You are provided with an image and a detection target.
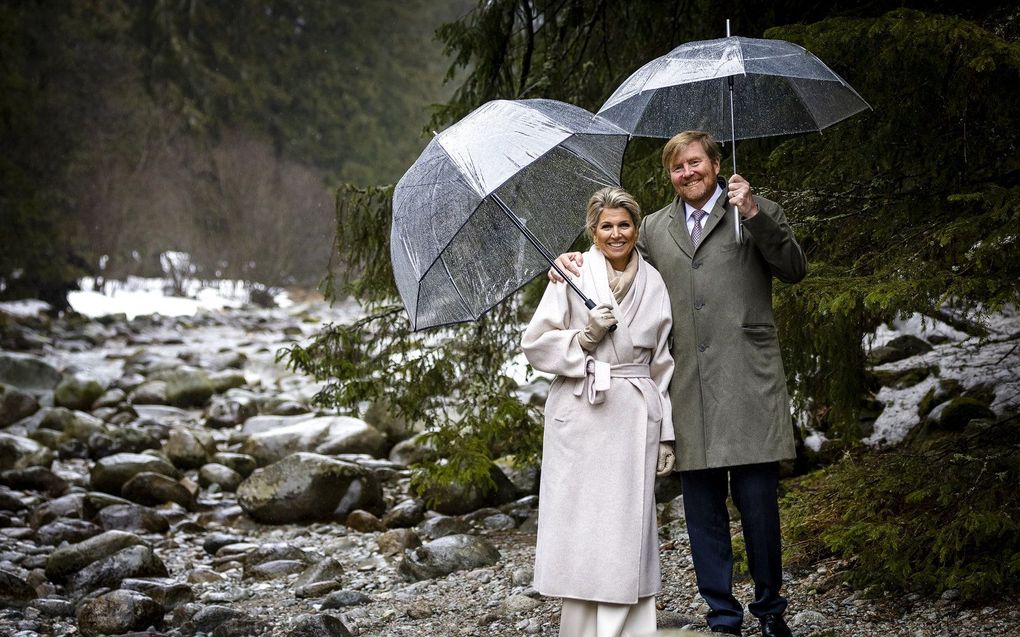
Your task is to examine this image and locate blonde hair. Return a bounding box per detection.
[661,130,722,170]
[585,187,641,243]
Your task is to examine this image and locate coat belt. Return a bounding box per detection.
[575,357,651,406]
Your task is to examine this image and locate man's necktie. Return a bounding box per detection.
[691,209,707,248]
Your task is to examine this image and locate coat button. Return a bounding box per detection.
[698,344,707,352]
[695,302,705,310]
[692,261,702,269]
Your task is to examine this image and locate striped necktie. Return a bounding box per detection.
[690,209,707,248]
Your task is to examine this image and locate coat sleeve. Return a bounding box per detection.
[743,198,807,284]
[649,285,675,443]
[521,280,588,379]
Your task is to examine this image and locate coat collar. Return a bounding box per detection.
[666,177,729,257]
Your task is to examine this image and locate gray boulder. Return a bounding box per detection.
[398,534,500,581]
[377,528,422,556]
[0,433,54,471]
[54,374,105,411]
[121,471,195,510]
[129,380,169,405]
[151,367,214,408]
[162,426,214,469]
[289,614,353,637]
[35,518,103,546]
[45,529,144,580]
[382,499,426,528]
[69,544,168,593]
[0,352,61,393]
[0,567,37,607]
[199,463,243,491]
[417,515,471,540]
[120,576,195,610]
[417,463,519,515]
[211,452,258,477]
[240,416,386,465]
[205,394,258,428]
[240,413,316,435]
[237,452,365,523]
[0,383,39,426]
[76,589,164,636]
[97,503,171,533]
[388,432,438,467]
[90,452,177,494]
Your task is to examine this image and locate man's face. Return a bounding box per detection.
[668,142,720,208]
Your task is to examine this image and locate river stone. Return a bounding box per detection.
[35,518,102,546]
[82,490,133,518]
[30,492,85,527]
[30,597,76,617]
[333,471,385,519]
[150,367,214,408]
[934,396,997,431]
[289,614,353,637]
[240,413,316,435]
[213,618,272,637]
[199,463,243,491]
[132,404,193,424]
[206,395,258,428]
[162,427,213,469]
[94,387,127,409]
[417,515,471,540]
[211,452,257,477]
[69,544,168,593]
[0,486,28,511]
[130,380,169,405]
[345,509,385,533]
[76,589,164,636]
[417,463,519,515]
[29,406,76,432]
[321,590,372,609]
[0,567,37,606]
[240,416,386,465]
[501,593,540,615]
[97,503,171,533]
[382,498,426,529]
[0,433,54,471]
[90,452,177,494]
[61,410,107,442]
[868,334,934,365]
[228,541,310,567]
[398,533,500,581]
[186,604,248,633]
[45,529,144,580]
[202,532,246,555]
[122,472,195,510]
[54,374,105,411]
[0,383,39,426]
[236,452,364,523]
[1,466,68,495]
[293,557,344,590]
[245,559,307,580]
[0,353,61,393]
[387,432,438,467]
[377,528,422,556]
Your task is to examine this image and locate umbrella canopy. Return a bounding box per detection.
[598,35,870,141]
[391,99,628,331]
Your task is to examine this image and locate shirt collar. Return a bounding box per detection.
[684,184,724,222]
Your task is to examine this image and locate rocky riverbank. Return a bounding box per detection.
[0,298,1017,637]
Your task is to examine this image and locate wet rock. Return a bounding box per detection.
[151,367,214,408]
[240,416,386,465]
[377,528,422,556]
[90,453,177,494]
[417,463,519,515]
[417,515,471,540]
[199,463,243,491]
[29,597,75,617]
[334,471,385,519]
[210,452,257,478]
[0,353,61,394]
[122,472,195,510]
[240,413,316,435]
[321,589,372,609]
[289,613,353,637]
[76,589,163,636]
[382,498,426,529]
[0,567,36,606]
[501,593,540,615]
[481,513,517,530]
[209,370,247,394]
[68,544,168,593]
[162,427,213,470]
[264,398,309,416]
[93,388,127,409]
[868,334,934,365]
[53,374,104,411]
[45,530,144,580]
[346,509,384,533]
[129,381,169,405]
[82,491,133,519]
[186,604,248,633]
[35,518,102,546]
[96,503,171,533]
[0,384,39,427]
[205,395,258,428]
[388,432,437,467]
[132,404,193,425]
[213,618,272,637]
[30,492,84,527]
[398,534,500,581]
[202,532,246,555]
[294,579,344,599]
[0,433,54,471]
[236,452,364,524]
[245,559,307,580]
[934,396,996,431]
[0,466,68,496]
[363,399,417,446]
[0,486,28,511]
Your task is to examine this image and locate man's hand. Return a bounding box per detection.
[728,174,759,219]
[656,442,675,477]
[548,252,584,283]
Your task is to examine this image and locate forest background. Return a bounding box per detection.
[2,0,1019,602]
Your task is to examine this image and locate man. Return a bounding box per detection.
[551,131,806,637]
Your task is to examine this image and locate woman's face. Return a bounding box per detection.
[595,207,637,270]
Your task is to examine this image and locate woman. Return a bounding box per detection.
[522,187,675,637]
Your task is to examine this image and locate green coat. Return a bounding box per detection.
[637,185,806,471]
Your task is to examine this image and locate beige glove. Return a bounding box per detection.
[656,443,675,477]
[577,303,617,351]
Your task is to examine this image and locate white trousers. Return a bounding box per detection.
[558,596,657,637]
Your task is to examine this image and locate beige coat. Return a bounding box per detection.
[522,246,674,604]
[637,186,806,471]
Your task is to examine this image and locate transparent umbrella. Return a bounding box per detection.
[598,30,870,240]
[391,99,628,331]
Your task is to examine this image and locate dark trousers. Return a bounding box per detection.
[680,462,787,631]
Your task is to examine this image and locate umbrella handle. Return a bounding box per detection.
[584,297,617,333]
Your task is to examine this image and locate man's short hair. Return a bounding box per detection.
[661,131,722,170]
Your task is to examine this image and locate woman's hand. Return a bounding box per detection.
[656,442,675,476]
[578,303,617,351]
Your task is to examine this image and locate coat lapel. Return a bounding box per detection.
[698,177,729,246]
[664,197,695,259]
[584,247,636,363]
